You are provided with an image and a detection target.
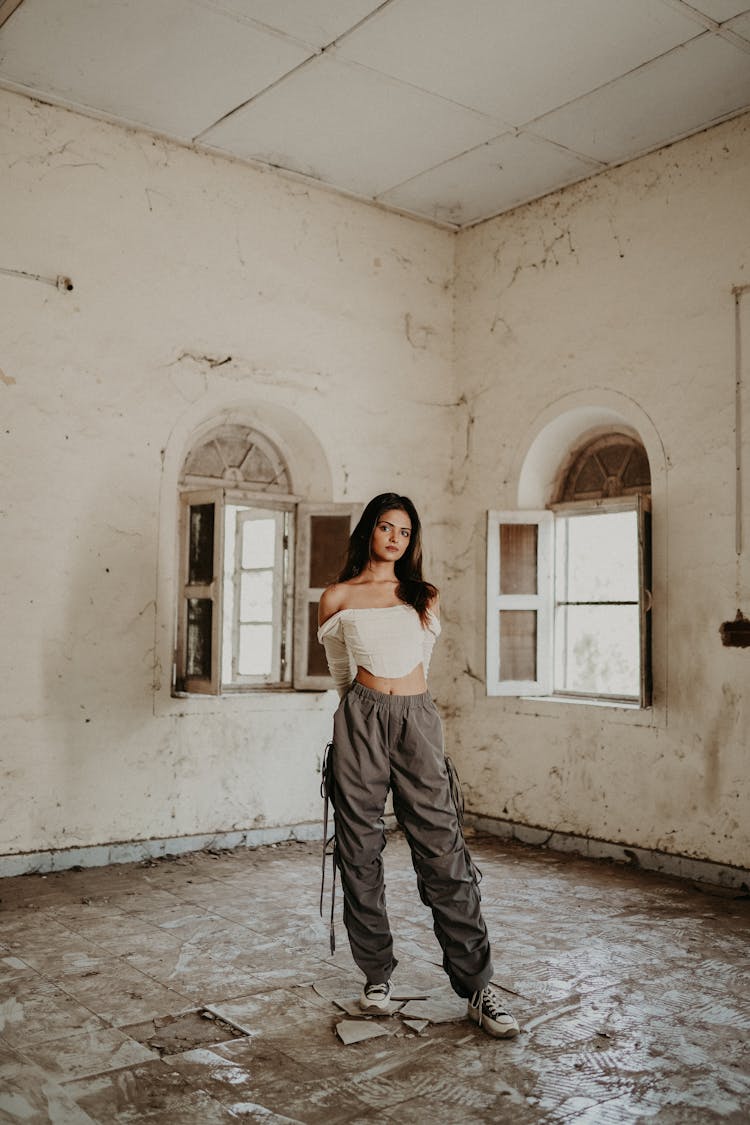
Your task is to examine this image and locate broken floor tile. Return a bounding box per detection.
[0,1068,100,1125]
[65,1059,238,1123]
[221,1104,304,1124]
[20,1027,157,1083]
[0,978,107,1047]
[206,988,320,1038]
[336,1020,391,1045]
[310,975,362,1002]
[44,962,192,1028]
[399,991,467,1024]
[123,943,256,1001]
[333,997,403,1017]
[402,1018,429,1034]
[123,1009,244,1055]
[166,1042,316,1121]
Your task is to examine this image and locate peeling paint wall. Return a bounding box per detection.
[450,112,750,869]
[0,90,455,858]
[2,86,748,873]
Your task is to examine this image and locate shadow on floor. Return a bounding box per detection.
[1,832,749,1123]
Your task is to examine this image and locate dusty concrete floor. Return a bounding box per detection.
[0,832,748,1124]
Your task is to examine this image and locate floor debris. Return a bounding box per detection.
[399,992,467,1023]
[335,1019,390,1045]
[1,832,748,1122]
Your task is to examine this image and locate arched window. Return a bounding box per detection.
[175,423,356,695]
[554,431,651,502]
[487,430,652,706]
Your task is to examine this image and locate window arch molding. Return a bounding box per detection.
[163,395,333,504]
[514,390,666,510]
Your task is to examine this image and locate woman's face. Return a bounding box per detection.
[370,508,412,565]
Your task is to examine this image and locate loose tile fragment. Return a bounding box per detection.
[336,1019,390,1044]
[399,994,467,1023]
[330,998,367,1017]
[402,1018,429,1033]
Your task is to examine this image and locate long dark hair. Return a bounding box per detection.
[337,493,438,624]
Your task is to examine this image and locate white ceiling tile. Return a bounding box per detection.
[196,0,384,47]
[379,132,603,227]
[0,0,311,140]
[682,1,750,21]
[0,0,746,227]
[336,0,705,125]
[726,10,750,38]
[528,33,750,165]
[200,54,504,198]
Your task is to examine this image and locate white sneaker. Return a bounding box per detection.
[360,979,392,1013]
[467,985,520,1038]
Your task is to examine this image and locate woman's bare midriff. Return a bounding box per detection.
[355,663,426,696]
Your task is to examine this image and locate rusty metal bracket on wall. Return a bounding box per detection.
[0,266,73,291]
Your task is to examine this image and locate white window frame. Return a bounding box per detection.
[486,510,553,697]
[223,500,294,689]
[175,489,358,696]
[487,498,652,706]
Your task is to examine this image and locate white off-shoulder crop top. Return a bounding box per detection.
[317,604,441,697]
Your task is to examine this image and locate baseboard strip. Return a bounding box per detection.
[466,814,750,891]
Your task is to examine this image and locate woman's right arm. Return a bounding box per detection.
[317,584,354,697]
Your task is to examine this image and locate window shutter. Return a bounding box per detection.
[486,511,553,696]
[176,489,224,695]
[293,503,360,690]
[638,495,653,708]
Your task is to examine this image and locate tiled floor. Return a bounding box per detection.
[1,832,748,1124]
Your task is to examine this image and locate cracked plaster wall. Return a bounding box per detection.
[449,112,750,871]
[0,90,455,859]
[1,85,748,874]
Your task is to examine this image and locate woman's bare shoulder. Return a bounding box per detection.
[427,591,441,619]
[318,582,349,625]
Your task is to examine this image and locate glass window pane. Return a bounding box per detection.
[555,604,639,696]
[184,441,224,478]
[240,570,274,622]
[188,504,214,584]
[499,525,537,595]
[308,601,330,677]
[310,515,351,589]
[238,624,273,676]
[556,512,638,603]
[242,517,276,569]
[186,598,212,678]
[499,610,536,681]
[239,443,280,487]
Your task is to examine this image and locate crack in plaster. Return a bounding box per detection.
[499,222,579,288]
[404,312,436,350]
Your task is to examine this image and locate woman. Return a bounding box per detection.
[317,493,519,1039]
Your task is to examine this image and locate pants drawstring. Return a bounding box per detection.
[320,741,337,954]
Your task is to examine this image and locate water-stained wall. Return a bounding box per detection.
[0,90,455,862]
[449,112,750,871]
[2,85,748,876]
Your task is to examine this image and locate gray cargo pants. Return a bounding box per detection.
[328,681,493,999]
